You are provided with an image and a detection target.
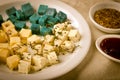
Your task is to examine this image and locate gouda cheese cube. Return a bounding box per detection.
[6,55,20,70]
[0,48,10,63]
[10,37,21,46]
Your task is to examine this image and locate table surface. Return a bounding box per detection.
[53,0,120,80]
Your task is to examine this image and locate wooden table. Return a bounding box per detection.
[54,0,120,80]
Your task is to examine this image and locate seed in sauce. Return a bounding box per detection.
[100,38,120,59]
[94,8,120,29]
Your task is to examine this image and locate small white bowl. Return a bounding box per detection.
[96,35,120,63]
[89,1,120,33]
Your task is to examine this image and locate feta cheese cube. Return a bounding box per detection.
[34,44,42,54]
[43,44,54,54]
[43,35,55,44]
[68,29,81,42]
[47,51,59,65]
[0,48,10,63]
[32,55,48,69]
[22,52,32,62]
[18,60,31,74]
[6,55,20,70]
[61,40,75,52]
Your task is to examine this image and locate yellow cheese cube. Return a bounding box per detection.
[19,29,32,44]
[0,43,9,49]
[19,29,32,38]
[6,28,18,37]
[27,35,41,45]
[10,37,21,46]
[2,20,15,32]
[0,30,8,43]
[0,48,10,63]
[18,60,31,74]
[6,55,20,70]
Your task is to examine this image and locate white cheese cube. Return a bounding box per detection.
[47,51,59,65]
[27,35,41,45]
[43,44,54,54]
[61,40,75,52]
[43,35,55,44]
[68,29,81,42]
[54,39,63,47]
[22,52,32,62]
[55,30,69,41]
[18,60,31,74]
[32,55,48,69]
[34,45,42,54]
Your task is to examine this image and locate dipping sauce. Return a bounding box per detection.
[100,38,120,59]
[94,8,120,29]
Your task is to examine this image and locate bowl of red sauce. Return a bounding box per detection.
[96,35,120,63]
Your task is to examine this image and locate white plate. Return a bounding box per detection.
[0,0,91,80]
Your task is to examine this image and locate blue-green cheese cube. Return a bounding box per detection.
[14,21,26,30]
[55,11,67,23]
[40,26,52,36]
[0,15,4,25]
[22,3,34,19]
[31,23,40,34]
[38,15,48,26]
[38,5,48,15]
[29,13,40,23]
[47,17,58,26]
[6,7,17,16]
[8,15,18,23]
[45,8,57,17]
[16,10,25,20]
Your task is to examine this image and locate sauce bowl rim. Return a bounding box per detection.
[95,35,120,63]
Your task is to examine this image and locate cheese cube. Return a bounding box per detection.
[0,43,9,48]
[61,40,75,52]
[0,30,8,43]
[54,39,63,47]
[56,30,69,41]
[6,28,18,37]
[2,20,15,32]
[10,37,21,46]
[34,44,42,54]
[68,29,81,42]
[16,45,27,54]
[31,65,41,71]
[43,35,55,44]
[22,52,32,62]
[32,55,48,69]
[19,28,32,40]
[43,44,54,54]
[27,35,41,45]
[0,48,10,63]
[47,51,59,65]
[6,55,20,70]
[18,60,31,74]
